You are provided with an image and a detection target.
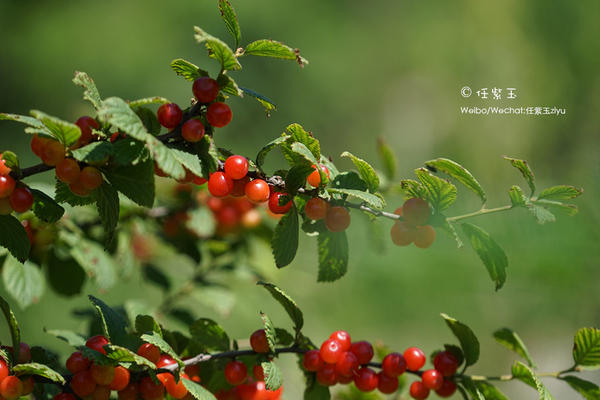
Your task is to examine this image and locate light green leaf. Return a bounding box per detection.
[257,281,304,333]
[533,199,578,216]
[512,361,554,399]
[260,312,277,353]
[282,124,320,162]
[186,207,215,238]
[504,156,535,195]
[170,148,204,177]
[261,361,283,390]
[218,0,241,48]
[69,237,117,290]
[271,205,299,268]
[44,329,86,347]
[327,188,384,209]
[170,59,207,81]
[240,87,277,116]
[128,97,171,108]
[425,158,486,204]
[193,26,241,71]
[317,230,348,282]
[573,328,600,368]
[30,110,81,146]
[73,71,102,109]
[493,328,536,367]
[537,185,583,201]
[341,151,379,193]
[440,313,480,367]
[0,294,21,358]
[217,73,243,97]
[0,113,48,132]
[244,39,308,66]
[31,189,64,223]
[2,257,45,309]
[183,378,217,400]
[12,363,65,384]
[399,179,427,199]
[1,151,19,174]
[527,204,556,224]
[105,345,157,368]
[461,223,508,291]
[560,376,600,400]
[415,168,457,211]
[509,185,527,207]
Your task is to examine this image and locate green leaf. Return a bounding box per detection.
[148,137,186,180]
[271,205,299,268]
[399,179,427,199]
[95,182,120,243]
[332,171,368,192]
[341,151,380,193]
[285,164,314,194]
[189,318,230,352]
[44,329,86,347]
[1,151,19,174]
[55,180,95,206]
[415,168,457,211]
[12,362,65,384]
[304,373,331,399]
[0,113,48,132]
[240,87,277,116]
[256,136,289,170]
[170,59,207,81]
[260,312,277,353]
[30,110,81,146]
[69,237,116,290]
[511,361,554,399]
[425,158,486,204]
[105,345,157,368]
[88,295,128,343]
[282,124,320,162]
[493,328,536,367]
[135,315,162,336]
[327,188,384,209]
[2,257,44,309]
[473,381,509,400]
[244,39,308,66]
[141,332,184,367]
[193,26,241,71]
[182,377,217,400]
[257,282,304,333]
[274,328,295,346]
[317,230,349,282]
[218,0,241,48]
[0,215,31,262]
[534,199,578,216]
[0,294,21,360]
[72,141,113,164]
[440,313,480,367]
[79,347,113,365]
[508,185,527,207]
[127,97,170,108]
[170,148,204,177]
[30,189,64,223]
[527,204,556,224]
[461,223,508,291]
[73,71,102,109]
[112,138,146,166]
[377,137,397,180]
[537,185,583,201]
[217,74,243,97]
[560,376,600,400]
[573,328,600,368]
[105,158,155,207]
[186,207,216,238]
[261,361,282,390]
[504,156,535,195]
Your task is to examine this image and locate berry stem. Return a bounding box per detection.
[446,205,513,222]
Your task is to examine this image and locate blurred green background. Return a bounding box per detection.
[1,0,599,398]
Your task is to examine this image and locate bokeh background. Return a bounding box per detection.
[1,0,599,398]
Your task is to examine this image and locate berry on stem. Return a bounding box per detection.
[9,187,34,213]
[307,164,329,187]
[208,172,234,197]
[0,376,23,400]
[409,381,430,399]
[435,380,457,397]
[377,372,399,394]
[330,330,351,351]
[422,369,443,390]
[382,352,407,377]
[334,351,359,376]
[66,351,91,374]
[157,103,183,129]
[250,329,270,353]
[268,192,292,214]
[414,225,436,248]
[90,364,115,386]
[109,366,130,391]
[316,364,337,386]
[181,119,206,142]
[304,197,328,220]
[433,351,459,377]
[139,376,164,400]
[71,370,97,398]
[56,158,81,184]
[224,155,249,180]
[224,360,247,385]
[320,339,343,364]
[192,77,220,103]
[231,176,250,197]
[41,140,65,166]
[302,349,323,372]
[353,367,379,392]
[86,335,109,354]
[0,359,9,382]
[69,180,92,197]
[80,166,103,190]
[245,179,270,203]
[137,343,161,364]
[206,102,232,128]
[0,175,16,198]
[31,135,50,158]
[390,221,416,246]
[403,347,426,371]
[350,341,374,365]
[325,206,351,232]
[75,116,100,147]
[403,198,430,225]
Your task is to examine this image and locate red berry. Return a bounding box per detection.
[307,164,329,187]
[0,154,12,175]
[9,187,34,213]
[137,343,161,364]
[118,384,139,400]
[350,341,374,365]
[41,140,65,166]
[433,351,459,377]
[245,179,270,203]
[157,103,183,129]
[422,369,443,390]
[54,394,77,400]
[206,102,232,128]
[325,206,350,232]
[268,192,292,214]
[224,360,247,385]
[304,197,328,220]
[71,370,97,398]
[90,364,116,386]
[403,347,426,371]
[302,350,323,372]
[315,364,337,386]
[66,351,91,374]
[353,367,378,392]
[192,77,220,103]
[435,380,457,397]
[75,116,100,146]
[320,339,343,364]
[158,372,188,399]
[86,335,109,354]
[0,376,23,400]
[217,206,239,227]
[193,176,207,185]
[109,366,130,391]
[139,376,165,400]
[80,166,103,190]
[231,176,251,197]
[208,172,234,197]
[0,175,16,198]
[17,342,31,363]
[56,158,81,184]
[156,354,177,368]
[253,364,265,381]
[181,119,205,142]
[390,221,416,246]
[409,381,430,399]
[403,198,430,226]
[335,351,359,377]
[0,359,9,382]
[250,329,270,353]
[414,225,436,249]
[329,331,351,352]
[31,135,50,158]
[382,352,407,377]
[224,155,249,180]
[377,372,399,394]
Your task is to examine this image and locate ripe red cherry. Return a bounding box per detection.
[54,394,77,400]
[208,172,234,197]
[157,372,188,399]
[315,364,337,386]
[0,154,11,175]
[378,372,399,394]
[382,352,407,377]
[14,342,31,364]
[302,349,323,372]
[108,366,130,391]
[0,359,9,381]
[403,198,430,225]
[250,329,270,353]
[224,155,249,180]
[329,330,351,352]
[193,77,220,103]
[137,343,161,364]
[245,179,270,203]
[422,369,443,390]
[320,339,343,364]
[86,335,110,354]
[353,367,378,392]
[403,347,426,371]
[305,197,328,220]
[334,351,359,376]
[193,175,207,185]
[206,102,232,128]
[390,221,416,246]
[268,192,292,214]
[350,341,374,365]
[435,380,457,397]
[90,364,115,385]
[0,376,23,400]
[414,225,436,249]
[56,158,81,184]
[325,206,351,232]
[9,187,34,213]
[138,376,164,400]
[181,119,205,142]
[75,116,100,146]
[156,354,177,368]
[71,370,97,398]
[307,164,330,187]
[157,103,183,129]
[66,351,91,373]
[433,351,459,377]
[253,364,265,381]
[41,140,65,166]
[0,175,16,198]
[224,360,247,385]
[80,166,103,190]
[409,381,430,399]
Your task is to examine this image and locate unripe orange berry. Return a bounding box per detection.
[307,164,329,187]
[390,221,416,246]
[304,197,328,220]
[55,158,81,184]
[414,225,436,248]
[41,140,65,166]
[325,206,350,232]
[80,167,103,190]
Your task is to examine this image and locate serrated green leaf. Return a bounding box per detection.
[95,182,119,243]
[30,110,81,146]
[0,113,48,132]
[399,179,427,199]
[30,189,64,223]
[80,346,113,365]
[0,294,21,360]
[218,0,241,48]
[0,215,30,262]
[317,230,348,282]
[244,39,308,66]
[261,361,282,390]
[183,377,217,400]
[327,188,384,209]
[377,137,396,180]
[274,328,295,346]
[257,282,304,333]
[473,381,509,400]
[440,313,480,367]
[193,26,241,71]
[512,361,554,399]
[509,185,527,207]
[88,295,128,343]
[128,97,170,108]
[415,168,457,211]
[217,74,243,97]
[493,328,536,367]
[425,158,486,203]
[141,332,184,367]
[72,141,113,164]
[189,318,230,352]
[534,199,578,216]
[260,312,277,353]
[105,345,157,368]
[105,158,155,207]
[148,137,186,179]
[135,315,162,336]
[73,71,102,109]
[560,376,600,400]
[170,59,208,81]
[240,87,277,116]
[282,124,320,162]
[504,156,535,195]
[461,223,508,291]
[332,171,368,192]
[573,328,600,368]
[2,257,44,309]
[537,185,583,201]
[112,138,146,166]
[256,136,289,170]
[528,204,556,224]
[271,205,299,268]
[170,148,204,177]
[44,329,86,347]
[12,362,65,384]
[341,151,379,193]
[285,164,314,194]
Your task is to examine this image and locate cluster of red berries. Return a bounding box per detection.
[205,195,261,234]
[0,154,34,215]
[390,198,436,248]
[301,331,458,399]
[0,343,35,400]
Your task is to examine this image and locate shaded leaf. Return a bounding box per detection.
[30,110,81,146]
[218,0,241,48]
[257,282,304,333]
[493,328,536,367]
[271,205,299,268]
[341,151,379,193]
[0,215,31,262]
[504,156,535,195]
[317,230,348,282]
[31,189,64,223]
[415,168,457,211]
[425,158,486,203]
[440,313,480,367]
[12,363,65,384]
[461,223,508,291]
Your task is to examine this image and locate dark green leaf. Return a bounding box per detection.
[112,138,146,166]
[332,171,368,192]
[218,0,241,48]
[341,151,379,193]
[88,295,128,343]
[504,156,535,195]
[274,328,294,346]
[45,252,85,296]
[30,110,81,146]
[105,158,155,207]
[95,182,120,243]
[72,141,113,164]
[240,87,277,116]
[415,168,457,211]
[194,26,241,71]
[217,74,243,97]
[560,376,600,400]
[30,189,64,223]
[440,313,480,367]
[303,373,331,399]
[271,205,299,268]
[281,124,320,163]
[261,361,282,390]
[461,223,508,291]
[135,315,162,336]
[44,329,85,347]
[0,216,31,262]
[573,328,600,368]
[2,257,44,309]
[317,230,348,282]
[256,136,289,171]
[537,185,583,201]
[493,328,535,367]
[54,180,95,206]
[285,164,314,194]
[425,158,486,204]
[377,137,397,180]
[170,59,207,81]
[12,362,65,384]
[244,39,308,66]
[257,282,304,333]
[73,71,102,109]
[135,107,162,135]
[189,318,230,352]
